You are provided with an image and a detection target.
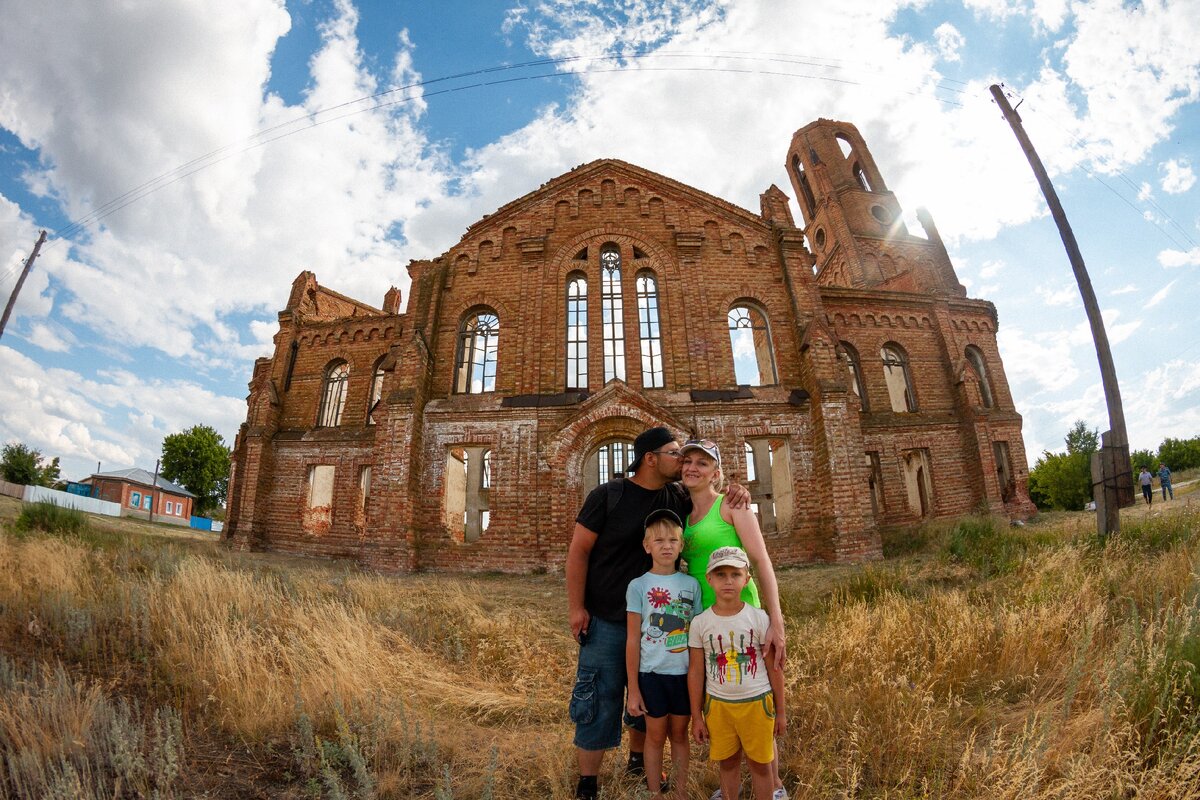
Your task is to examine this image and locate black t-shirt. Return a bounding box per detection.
[576,478,692,623]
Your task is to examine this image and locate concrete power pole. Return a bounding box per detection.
[0,230,48,340]
[990,84,1132,538]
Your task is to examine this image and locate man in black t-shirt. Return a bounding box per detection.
[566,427,749,799]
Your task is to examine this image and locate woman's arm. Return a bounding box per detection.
[724,502,786,668]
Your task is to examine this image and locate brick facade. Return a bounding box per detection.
[224,119,1037,572]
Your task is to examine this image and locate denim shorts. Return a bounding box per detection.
[569,616,628,750]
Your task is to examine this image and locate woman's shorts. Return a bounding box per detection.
[703,691,776,764]
[637,671,690,718]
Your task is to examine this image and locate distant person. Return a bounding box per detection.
[1139,467,1153,505]
[625,509,701,799]
[689,546,786,800]
[1158,463,1173,501]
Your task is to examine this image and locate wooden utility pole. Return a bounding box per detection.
[0,230,48,340]
[149,458,161,524]
[990,84,1132,537]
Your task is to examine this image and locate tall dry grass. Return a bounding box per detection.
[1,503,1199,797]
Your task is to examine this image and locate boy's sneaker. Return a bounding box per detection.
[575,776,598,800]
[626,752,645,777]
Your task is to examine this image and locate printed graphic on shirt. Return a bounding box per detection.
[701,629,762,686]
[643,585,696,653]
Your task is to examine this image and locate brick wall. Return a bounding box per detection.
[224,119,1036,573]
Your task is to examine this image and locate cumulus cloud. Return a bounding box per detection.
[1160,158,1196,194]
[1037,284,1079,307]
[933,23,965,62]
[1159,247,1200,267]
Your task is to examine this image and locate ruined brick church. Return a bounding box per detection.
[224,119,1036,572]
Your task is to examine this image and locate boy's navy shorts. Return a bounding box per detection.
[636,671,690,718]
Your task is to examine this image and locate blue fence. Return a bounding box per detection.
[189,516,212,531]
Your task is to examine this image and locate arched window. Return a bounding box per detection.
[566,273,588,390]
[841,342,869,411]
[366,357,386,424]
[600,244,626,383]
[317,361,350,427]
[583,439,636,490]
[636,270,663,388]
[454,309,499,394]
[791,153,816,218]
[965,346,995,408]
[835,133,855,159]
[728,304,777,386]
[881,343,917,412]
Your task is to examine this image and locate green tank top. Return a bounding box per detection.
[681,494,761,610]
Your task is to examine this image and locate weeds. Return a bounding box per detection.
[14,501,87,536]
[943,515,1055,577]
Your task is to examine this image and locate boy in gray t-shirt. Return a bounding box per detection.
[626,508,701,798]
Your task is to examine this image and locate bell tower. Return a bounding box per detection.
[785,119,965,296]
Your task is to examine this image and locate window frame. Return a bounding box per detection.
[599,243,627,383]
[566,272,589,390]
[635,269,664,388]
[727,302,778,387]
[454,308,500,394]
[317,360,350,427]
[880,343,917,413]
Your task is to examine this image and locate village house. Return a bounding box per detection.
[224,119,1037,572]
[84,468,195,525]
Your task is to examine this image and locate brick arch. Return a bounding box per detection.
[447,293,515,327]
[550,227,678,282]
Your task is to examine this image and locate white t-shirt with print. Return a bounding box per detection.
[688,602,772,701]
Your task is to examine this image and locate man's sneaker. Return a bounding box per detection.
[709,790,724,800]
[574,776,598,800]
[626,752,645,777]
[773,789,790,800]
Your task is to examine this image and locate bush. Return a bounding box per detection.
[1027,450,1092,510]
[14,501,87,535]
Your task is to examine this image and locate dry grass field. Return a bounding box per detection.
[2,486,1200,799]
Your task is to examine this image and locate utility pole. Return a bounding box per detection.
[149,458,160,524]
[990,84,1133,538]
[0,230,48,340]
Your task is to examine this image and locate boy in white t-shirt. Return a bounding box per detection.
[689,546,786,800]
[626,508,702,797]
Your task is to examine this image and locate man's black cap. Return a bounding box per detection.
[627,426,676,473]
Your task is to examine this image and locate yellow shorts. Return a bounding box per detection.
[703,691,776,763]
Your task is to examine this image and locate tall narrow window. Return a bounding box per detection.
[852,162,872,191]
[566,273,588,390]
[318,361,350,427]
[866,452,884,516]
[454,309,499,393]
[993,441,1014,502]
[728,304,777,386]
[901,449,933,517]
[791,153,816,218]
[841,342,868,411]
[636,271,664,388]
[965,346,995,408]
[881,343,916,412]
[367,357,386,424]
[600,244,626,382]
[584,439,636,490]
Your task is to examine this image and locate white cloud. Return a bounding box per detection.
[1160,158,1196,194]
[25,322,75,353]
[1137,182,1153,202]
[1110,284,1139,295]
[996,327,1080,394]
[1065,309,1141,346]
[933,23,965,62]
[1143,279,1177,309]
[1037,284,1079,307]
[1159,247,1200,267]
[963,0,1021,21]
[979,259,1005,279]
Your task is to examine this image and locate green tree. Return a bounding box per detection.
[1130,448,1157,472]
[1026,420,1099,511]
[0,443,61,487]
[1158,436,1200,471]
[160,425,230,516]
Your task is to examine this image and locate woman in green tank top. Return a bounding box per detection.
[678,439,785,658]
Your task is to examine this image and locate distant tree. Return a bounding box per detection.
[160,425,230,516]
[1158,436,1200,472]
[1064,420,1100,456]
[1027,420,1099,511]
[1130,448,1157,472]
[0,443,61,487]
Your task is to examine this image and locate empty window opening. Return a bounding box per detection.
[744,438,792,533]
[566,272,588,390]
[852,162,872,192]
[881,344,917,412]
[835,133,855,159]
[791,153,816,218]
[993,441,1014,502]
[866,452,884,517]
[965,346,995,408]
[728,304,777,386]
[304,465,335,535]
[842,342,869,411]
[584,439,635,490]
[900,449,933,518]
[444,446,491,543]
[367,358,386,424]
[455,309,499,393]
[355,465,371,531]
[600,244,627,382]
[636,271,664,388]
[318,361,350,427]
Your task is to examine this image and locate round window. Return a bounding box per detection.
[814,228,826,250]
[870,205,891,224]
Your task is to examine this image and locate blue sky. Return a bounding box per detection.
[1,0,1198,481]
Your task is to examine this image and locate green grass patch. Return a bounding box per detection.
[943,515,1056,577]
[13,500,88,536]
